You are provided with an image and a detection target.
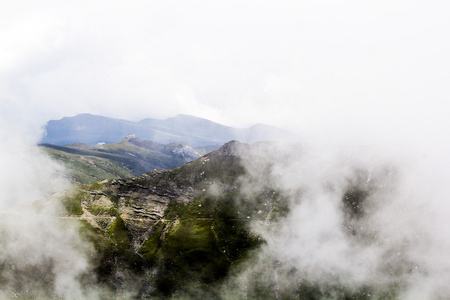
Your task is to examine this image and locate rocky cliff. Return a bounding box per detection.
[62,140,287,298]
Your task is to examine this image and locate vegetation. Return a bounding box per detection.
[143,196,262,297]
[62,189,87,215]
[139,221,165,262]
[43,146,134,184]
[57,141,299,298]
[40,136,207,184]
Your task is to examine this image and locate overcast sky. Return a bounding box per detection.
[1,1,450,144]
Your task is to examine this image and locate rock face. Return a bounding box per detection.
[109,172,195,250]
[76,141,248,247]
[62,140,281,298]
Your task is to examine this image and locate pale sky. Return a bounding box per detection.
[1,0,450,144]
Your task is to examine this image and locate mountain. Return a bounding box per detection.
[41,113,293,146]
[60,140,286,298]
[55,140,378,299]
[6,141,401,299]
[40,135,210,184]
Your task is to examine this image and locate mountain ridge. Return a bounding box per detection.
[41,113,293,146]
[57,140,377,299]
[59,140,276,298]
[40,135,208,184]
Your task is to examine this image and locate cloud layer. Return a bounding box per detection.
[1,1,450,136]
[221,137,450,299]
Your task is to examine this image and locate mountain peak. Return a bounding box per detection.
[122,134,137,141]
[216,140,246,156]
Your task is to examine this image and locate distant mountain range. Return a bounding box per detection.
[41,113,293,146]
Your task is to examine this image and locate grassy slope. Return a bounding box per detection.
[40,139,209,184]
[43,147,134,183]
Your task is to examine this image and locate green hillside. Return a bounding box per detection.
[40,135,212,184]
[58,141,287,298]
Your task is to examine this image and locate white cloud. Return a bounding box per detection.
[0,0,448,139]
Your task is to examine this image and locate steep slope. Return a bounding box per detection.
[41,113,293,146]
[62,141,287,298]
[40,135,204,184]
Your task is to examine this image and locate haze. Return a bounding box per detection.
[1,0,449,145]
[1,1,450,298]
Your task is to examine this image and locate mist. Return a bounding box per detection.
[213,123,450,299]
[0,122,99,299]
[2,1,450,298]
[3,124,448,299]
